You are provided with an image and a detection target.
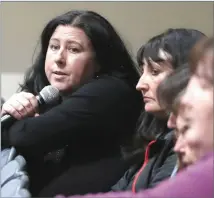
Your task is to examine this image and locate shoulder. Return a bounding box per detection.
[79,74,136,93]
[71,74,142,102]
[57,74,142,119]
[111,163,140,191]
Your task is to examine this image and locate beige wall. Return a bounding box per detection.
[1,1,213,72]
[1,2,213,99]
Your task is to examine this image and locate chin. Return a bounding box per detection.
[50,82,69,92]
[145,105,166,118]
[145,104,156,113]
[182,156,195,166]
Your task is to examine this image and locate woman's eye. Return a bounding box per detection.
[68,47,80,53]
[151,69,159,75]
[199,79,211,89]
[181,125,189,135]
[50,44,59,51]
[140,67,144,75]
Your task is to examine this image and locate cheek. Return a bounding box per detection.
[44,55,53,79]
[159,72,170,81]
[152,73,169,97]
[201,99,213,121]
[193,122,213,151]
[178,135,197,163]
[185,129,201,153]
[67,56,96,81]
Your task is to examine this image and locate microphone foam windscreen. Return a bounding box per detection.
[39,85,60,104]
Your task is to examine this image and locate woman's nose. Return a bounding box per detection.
[136,75,149,93]
[174,137,184,153]
[167,113,177,129]
[55,50,66,66]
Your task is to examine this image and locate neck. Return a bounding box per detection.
[60,91,73,101]
[153,111,169,120]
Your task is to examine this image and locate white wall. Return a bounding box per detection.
[1,2,213,99]
[1,73,24,100]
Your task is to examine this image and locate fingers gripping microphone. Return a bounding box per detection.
[1,86,60,126]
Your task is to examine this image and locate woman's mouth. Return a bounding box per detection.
[53,71,66,75]
[143,96,154,102]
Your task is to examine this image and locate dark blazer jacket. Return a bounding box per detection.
[2,73,142,196]
[111,131,177,192]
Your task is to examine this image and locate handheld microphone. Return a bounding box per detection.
[1,85,60,126]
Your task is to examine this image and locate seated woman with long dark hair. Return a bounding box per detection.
[112,28,205,192]
[1,10,142,197]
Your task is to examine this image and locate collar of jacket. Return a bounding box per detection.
[149,130,175,158]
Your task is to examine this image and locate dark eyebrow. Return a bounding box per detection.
[50,38,82,47]
[66,41,83,48]
[148,61,162,70]
[50,38,59,42]
[155,58,165,63]
[148,57,165,64]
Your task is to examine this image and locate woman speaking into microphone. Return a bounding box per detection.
[1,10,142,197]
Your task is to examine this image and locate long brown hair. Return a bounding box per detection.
[189,36,214,84]
[157,64,190,114]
